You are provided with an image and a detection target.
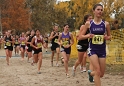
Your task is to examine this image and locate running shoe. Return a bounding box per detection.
[80,66,83,73]
[56,63,59,67]
[66,74,70,78]
[88,70,94,82]
[83,67,86,72]
[37,71,41,74]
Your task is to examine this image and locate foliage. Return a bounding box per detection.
[25,0,56,34]
[1,0,30,34]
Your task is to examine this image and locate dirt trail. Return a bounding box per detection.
[0,49,124,86]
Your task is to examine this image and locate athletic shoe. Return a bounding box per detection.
[66,74,70,78]
[80,66,83,73]
[88,70,94,82]
[83,67,86,72]
[56,63,59,67]
[37,71,41,74]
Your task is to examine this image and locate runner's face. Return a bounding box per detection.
[22,33,25,37]
[64,25,69,32]
[54,26,58,31]
[16,35,18,38]
[31,30,35,35]
[93,6,103,18]
[87,16,92,21]
[36,30,40,36]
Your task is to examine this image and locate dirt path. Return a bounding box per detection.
[0,49,124,86]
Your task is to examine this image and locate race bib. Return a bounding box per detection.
[6,42,11,46]
[37,43,42,48]
[21,42,25,45]
[54,39,58,43]
[62,41,69,46]
[15,41,19,44]
[92,35,104,44]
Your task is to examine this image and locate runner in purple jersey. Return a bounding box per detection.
[80,4,111,86]
[58,24,74,78]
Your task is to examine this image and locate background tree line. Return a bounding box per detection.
[0,0,124,35]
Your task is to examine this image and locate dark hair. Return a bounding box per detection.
[83,14,92,24]
[93,4,103,10]
[35,29,41,33]
[54,24,59,28]
[63,23,69,27]
[30,29,35,33]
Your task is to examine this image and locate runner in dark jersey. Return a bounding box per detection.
[14,35,20,56]
[31,29,46,74]
[49,25,60,66]
[26,30,35,62]
[72,14,92,76]
[3,30,14,65]
[81,4,111,85]
[58,24,74,78]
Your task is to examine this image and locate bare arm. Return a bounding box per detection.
[57,33,62,46]
[42,38,46,48]
[69,33,74,47]
[80,21,93,40]
[105,21,111,40]
[30,37,36,49]
[49,32,55,40]
[11,36,14,44]
[26,36,30,44]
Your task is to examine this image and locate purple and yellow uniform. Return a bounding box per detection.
[61,32,71,54]
[88,20,106,58]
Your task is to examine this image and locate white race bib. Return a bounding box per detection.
[92,35,104,44]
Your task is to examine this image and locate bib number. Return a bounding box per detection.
[62,41,69,46]
[92,35,104,44]
[37,43,42,48]
[54,39,58,43]
[15,41,19,44]
[6,42,11,46]
[21,42,25,45]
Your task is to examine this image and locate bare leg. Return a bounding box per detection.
[37,52,42,73]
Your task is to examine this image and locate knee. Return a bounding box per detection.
[95,68,101,76]
[38,57,42,61]
[64,59,68,63]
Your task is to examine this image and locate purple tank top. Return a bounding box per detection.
[89,20,106,50]
[61,32,71,46]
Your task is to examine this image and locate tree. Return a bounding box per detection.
[25,0,56,34]
[1,0,30,34]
